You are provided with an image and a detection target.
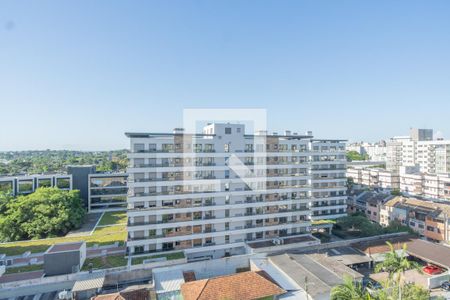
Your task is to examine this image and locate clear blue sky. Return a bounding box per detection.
[1,1,450,150]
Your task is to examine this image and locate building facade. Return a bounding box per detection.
[380,196,450,242]
[347,167,399,191]
[88,173,128,212]
[0,167,128,213]
[68,165,128,213]
[0,174,72,196]
[125,124,347,258]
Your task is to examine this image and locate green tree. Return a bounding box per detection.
[400,283,429,300]
[331,275,370,300]
[374,242,421,278]
[391,189,402,196]
[331,276,429,300]
[0,188,85,242]
[0,192,13,215]
[346,151,369,162]
[374,242,423,300]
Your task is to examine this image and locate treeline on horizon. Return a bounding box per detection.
[0,150,129,176]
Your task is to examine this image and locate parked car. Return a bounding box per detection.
[423,265,443,275]
[441,281,450,291]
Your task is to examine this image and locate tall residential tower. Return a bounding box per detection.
[125,124,346,259]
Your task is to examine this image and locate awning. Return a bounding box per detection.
[72,272,106,292]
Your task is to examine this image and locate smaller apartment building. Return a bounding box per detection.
[347,191,392,223]
[348,166,450,202]
[348,168,399,191]
[0,169,128,213]
[380,197,450,242]
[88,173,128,212]
[0,174,72,196]
[399,172,423,196]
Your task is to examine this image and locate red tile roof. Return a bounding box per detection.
[92,288,149,300]
[181,271,285,300]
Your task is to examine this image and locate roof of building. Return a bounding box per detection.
[352,235,417,255]
[318,247,372,266]
[269,253,363,300]
[269,254,332,300]
[47,241,85,253]
[250,257,302,292]
[180,271,285,300]
[357,192,392,205]
[72,272,105,292]
[351,235,450,268]
[384,196,450,217]
[405,239,450,269]
[92,288,150,300]
[182,271,196,282]
[154,269,185,294]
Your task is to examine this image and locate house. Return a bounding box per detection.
[180,271,285,300]
[380,196,450,242]
[91,288,150,300]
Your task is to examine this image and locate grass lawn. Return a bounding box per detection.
[0,225,127,256]
[82,254,127,271]
[5,264,43,274]
[131,252,185,265]
[97,211,127,227]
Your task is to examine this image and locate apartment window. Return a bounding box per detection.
[224,143,230,153]
[236,128,241,133]
[427,226,434,232]
[134,143,145,152]
[225,127,232,134]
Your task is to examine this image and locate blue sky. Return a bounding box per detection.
[1,1,450,150]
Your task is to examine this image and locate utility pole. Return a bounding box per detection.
[304,276,309,300]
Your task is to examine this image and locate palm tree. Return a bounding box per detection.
[374,242,422,280]
[330,275,371,300]
[374,242,422,300]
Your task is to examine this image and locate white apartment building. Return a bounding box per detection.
[386,136,410,172]
[377,169,400,190]
[385,129,450,175]
[365,142,387,161]
[348,167,399,191]
[346,142,387,161]
[399,171,423,196]
[347,168,362,184]
[349,165,450,202]
[125,124,347,259]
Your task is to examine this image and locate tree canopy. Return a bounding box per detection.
[0,188,85,242]
[346,151,369,161]
[333,213,412,239]
[0,150,128,175]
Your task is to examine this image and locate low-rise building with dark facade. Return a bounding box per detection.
[44,242,86,276]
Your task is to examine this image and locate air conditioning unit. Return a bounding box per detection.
[272,239,282,245]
